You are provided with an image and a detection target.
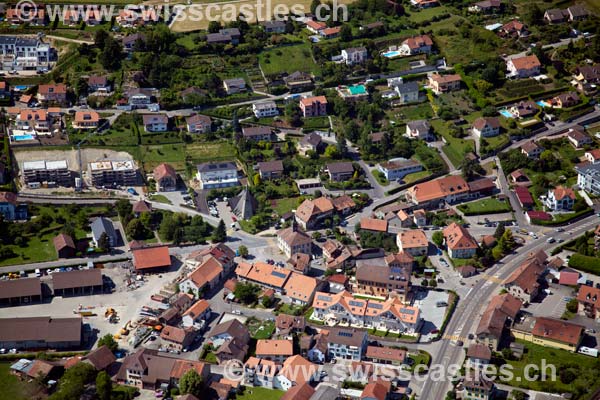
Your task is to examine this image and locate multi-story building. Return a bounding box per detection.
[577,163,600,196]
[463,371,494,400]
[406,175,470,207]
[544,186,575,211]
[37,84,68,104]
[428,73,462,94]
[327,162,354,182]
[186,114,211,134]
[475,293,522,350]
[326,327,368,361]
[341,47,368,65]
[255,340,294,363]
[257,160,284,180]
[0,37,51,71]
[252,101,279,118]
[153,163,177,192]
[142,114,168,132]
[377,158,423,181]
[503,254,547,304]
[223,78,246,95]
[577,285,600,321]
[443,222,478,259]
[511,316,583,352]
[295,197,334,230]
[277,225,312,257]
[354,253,413,302]
[396,229,429,256]
[405,120,433,140]
[299,96,328,117]
[506,55,541,78]
[235,261,292,294]
[242,126,273,142]
[394,81,420,104]
[398,35,433,55]
[15,109,50,132]
[89,160,137,187]
[195,161,238,189]
[22,160,72,187]
[472,117,500,138]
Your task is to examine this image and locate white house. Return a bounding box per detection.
[196,161,238,189]
[394,82,419,104]
[181,299,211,330]
[142,114,168,132]
[544,186,576,211]
[377,158,423,181]
[341,47,368,65]
[472,117,500,138]
[252,101,279,118]
[406,120,432,140]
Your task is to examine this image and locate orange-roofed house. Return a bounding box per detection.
[132,245,171,272]
[182,299,211,329]
[160,325,195,351]
[280,383,315,400]
[577,285,600,320]
[507,55,541,78]
[406,174,470,206]
[277,355,319,389]
[299,96,327,118]
[503,257,546,303]
[306,19,326,33]
[428,73,462,94]
[511,316,584,352]
[73,111,100,129]
[585,149,600,164]
[16,109,49,132]
[295,197,334,230]
[396,229,428,256]
[235,262,292,294]
[443,222,478,259]
[37,84,68,104]
[243,357,279,388]
[361,380,392,400]
[256,339,294,362]
[283,272,319,305]
[179,255,225,297]
[320,26,341,39]
[360,218,388,233]
[153,163,177,192]
[544,185,576,211]
[399,34,433,55]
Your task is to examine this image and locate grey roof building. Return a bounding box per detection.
[91,217,118,247]
[228,187,258,220]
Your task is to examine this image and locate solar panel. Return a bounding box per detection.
[390,267,405,274]
[317,295,332,301]
[368,303,383,310]
[349,300,364,307]
[271,271,287,279]
[401,308,415,315]
[339,331,353,337]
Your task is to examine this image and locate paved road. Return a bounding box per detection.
[495,156,528,228]
[418,214,600,399]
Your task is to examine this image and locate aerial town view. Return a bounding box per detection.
[0,0,600,399]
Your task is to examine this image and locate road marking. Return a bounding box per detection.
[481,274,503,284]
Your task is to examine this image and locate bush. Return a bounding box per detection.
[568,253,600,275]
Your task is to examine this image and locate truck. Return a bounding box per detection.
[578,346,598,357]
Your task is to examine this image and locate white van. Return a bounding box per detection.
[34,269,41,277]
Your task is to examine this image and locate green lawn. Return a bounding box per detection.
[259,44,321,77]
[272,197,303,216]
[505,340,600,394]
[141,144,187,172]
[457,198,513,215]
[389,102,433,123]
[403,170,431,184]
[0,362,39,400]
[431,119,475,168]
[148,194,172,205]
[186,141,237,163]
[248,320,275,340]
[235,387,285,400]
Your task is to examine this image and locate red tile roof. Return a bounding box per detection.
[132,245,171,270]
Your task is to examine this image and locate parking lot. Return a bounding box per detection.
[412,288,449,340]
[526,284,574,319]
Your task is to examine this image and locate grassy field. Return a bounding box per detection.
[235,387,285,400]
[259,44,321,76]
[248,320,275,340]
[271,197,303,216]
[186,141,237,163]
[389,102,433,123]
[141,144,187,171]
[148,194,172,204]
[431,120,475,168]
[457,198,513,215]
[505,340,600,394]
[403,170,431,184]
[0,362,40,400]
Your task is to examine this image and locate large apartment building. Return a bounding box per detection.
[89,160,138,187]
[0,37,51,71]
[22,160,72,187]
[195,161,238,190]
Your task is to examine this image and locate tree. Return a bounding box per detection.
[511,390,527,400]
[566,298,578,313]
[310,0,321,15]
[429,279,437,287]
[234,282,259,304]
[324,144,341,159]
[100,37,123,70]
[96,371,112,400]
[126,219,148,240]
[75,78,88,98]
[179,369,204,398]
[253,174,261,186]
[97,334,118,352]
[261,296,272,308]
[501,348,513,361]
[498,229,516,253]
[494,223,505,240]
[312,231,322,240]
[98,232,110,252]
[339,24,352,42]
[432,231,444,247]
[238,245,249,258]
[212,220,227,243]
[421,279,429,287]
[94,29,109,48]
[208,21,222,33]
[115,199,133,220]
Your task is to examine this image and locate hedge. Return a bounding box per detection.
[568,254,600,275]
[531,208,593,226]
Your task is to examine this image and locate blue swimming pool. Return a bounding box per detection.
[536,100,551,108]
[14,85,30,91]
[499,110,514,118]
[382,50,401,58]
[13,134,34,141]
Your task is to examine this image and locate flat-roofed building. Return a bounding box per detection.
[89,160,138,187]
[196,161,239,189]
[23,160,72,187]
[0,316,82,350]
[51,269,103,296]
